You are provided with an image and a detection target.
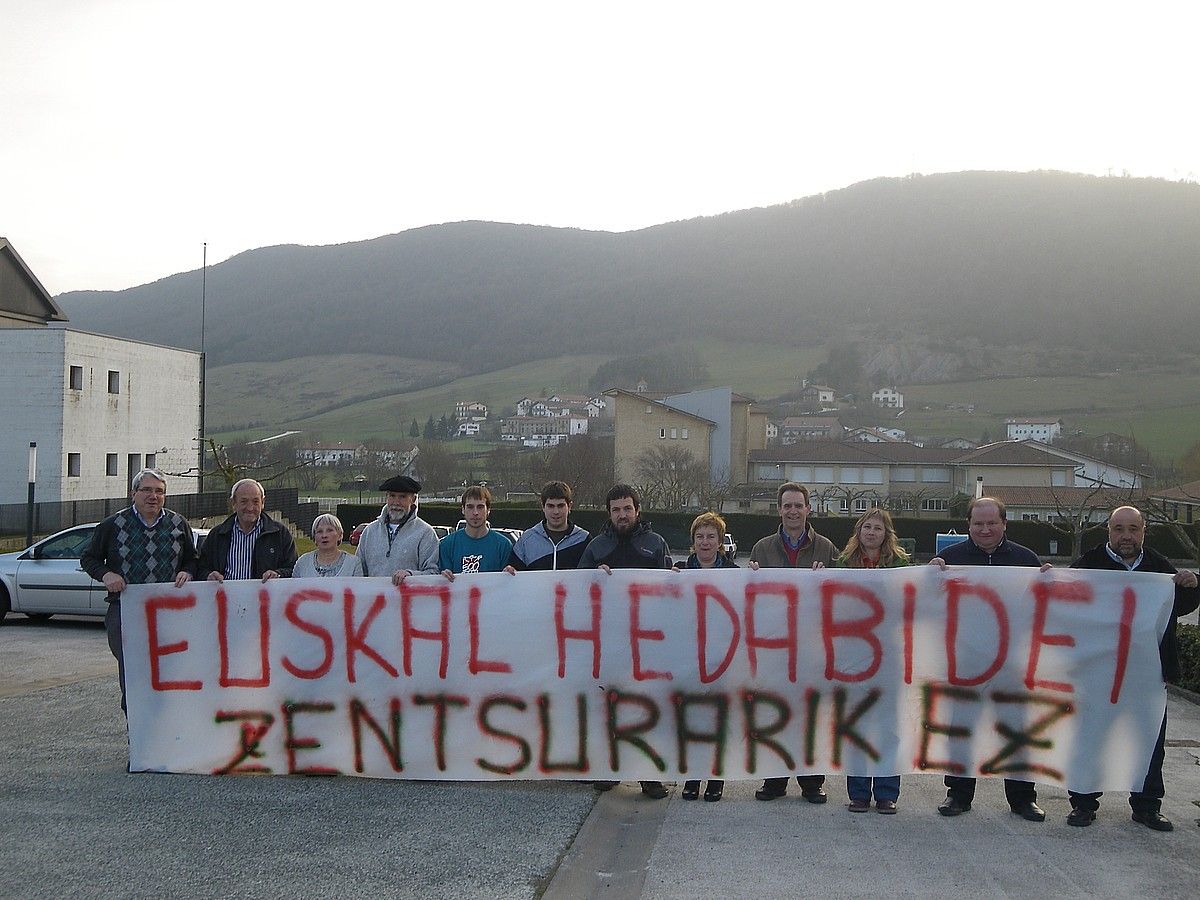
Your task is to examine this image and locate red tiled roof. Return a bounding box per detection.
[1150,480,1200,503]
[751,441,957,465]
[950,440,1072,466]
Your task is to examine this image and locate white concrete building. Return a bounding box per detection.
[0,328,202,504]
[0,237,201,505]
[1005,417,1063,443]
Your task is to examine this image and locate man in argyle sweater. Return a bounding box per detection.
[82,468,197,714]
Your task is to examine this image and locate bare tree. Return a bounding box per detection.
[413,442,460,493]
[634,445,709,511]
[545,435,614,507]
[1043,483,1129,557]
[168,438,316,491]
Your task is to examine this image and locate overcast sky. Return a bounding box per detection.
[3,0,1197,294]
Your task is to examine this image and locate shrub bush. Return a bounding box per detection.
[1172,623,1200,695]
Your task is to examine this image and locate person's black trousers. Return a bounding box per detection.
[944,775,1036,807]
[105,599,127,714]
[761,774,826,794]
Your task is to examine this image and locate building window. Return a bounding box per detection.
[921,467,951,483]
[842,467,862,484]
[788,465,813,483]
[921,498,949,511]
[107,370,120,394]
[814,466,834,483]
[145,453,156,469]
[893,467,916,482]
[69,366,84,390]
[839,498,850,512]
[854,498,870,512]
[659,428,666,439]
[1051,470,1068,487]
[1022,513,1040,521]
[681,428,688,439]
[67,454,81,477]
[670,427,677,439]
[863,467,884,485]
[106,453,119,476]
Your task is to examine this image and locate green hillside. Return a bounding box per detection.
[900,368,1200,461]
[212,341,830,444]
[207,354,461,431]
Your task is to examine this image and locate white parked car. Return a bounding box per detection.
[0,524,208,623]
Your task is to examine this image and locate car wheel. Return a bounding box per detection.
[25,613,53,622]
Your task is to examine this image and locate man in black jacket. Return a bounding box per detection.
[1066,505,1199,831]
[929,496,1051,822]
[578,484,671,798]
[81,468,196,714]
[197,479,297,582]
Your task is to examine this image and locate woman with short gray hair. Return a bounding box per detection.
[294,514,364,578]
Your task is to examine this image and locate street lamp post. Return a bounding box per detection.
[25,442,36,547]
[355,474,366,504]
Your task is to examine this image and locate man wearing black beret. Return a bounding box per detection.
[356,474,440,583]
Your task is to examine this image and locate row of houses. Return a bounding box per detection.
[797,382,906,409]
[748,438,1146,520]
[605,381,1170,521]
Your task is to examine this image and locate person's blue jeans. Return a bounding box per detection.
[847,775,900,803]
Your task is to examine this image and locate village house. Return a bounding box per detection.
[454,401,488,421]
[1005,417,1063,443]
[871,387,904,409]
[606,386,767,487]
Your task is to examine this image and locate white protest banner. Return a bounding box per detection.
[121,567,1174,791]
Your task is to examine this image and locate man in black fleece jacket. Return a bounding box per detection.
[578,484,672,799]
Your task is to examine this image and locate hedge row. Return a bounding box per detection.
[335,502,1198,560]
[1173,624,1200,695]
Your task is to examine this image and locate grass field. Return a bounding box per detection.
[901,368,1200,463]
[207,354,461,432]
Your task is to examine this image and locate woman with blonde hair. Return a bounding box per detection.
[294,514,364,578]
[833,507,908,813]
[673,511,737,801]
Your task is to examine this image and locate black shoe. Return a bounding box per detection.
[801,786,828,804]
[1011,801,1046,822]
[640,781,668,800]
[592,780,617,791]
[681,780,700,801]
[1067,808,1096,827]
[703,782,723,802]
[938,797,971,817]
[755,784,787,801]
[1131,810,1173,832]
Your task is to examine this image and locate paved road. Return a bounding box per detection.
[2,616,1198,899]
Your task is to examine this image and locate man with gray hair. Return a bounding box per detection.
[356,474,439,584]
[82,468,198,714]
[196,478,297,582]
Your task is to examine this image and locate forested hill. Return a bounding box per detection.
[57,171,1200,375]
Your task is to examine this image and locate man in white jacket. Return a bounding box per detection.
[355,475,439,584]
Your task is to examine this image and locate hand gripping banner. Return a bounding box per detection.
[121,566,1175,791]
